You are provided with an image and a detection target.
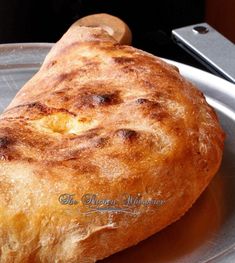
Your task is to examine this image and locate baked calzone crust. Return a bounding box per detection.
[0,22,225,262]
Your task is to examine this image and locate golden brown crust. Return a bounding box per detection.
[0,23,225,262]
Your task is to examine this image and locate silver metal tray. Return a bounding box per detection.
[0,44,235,263]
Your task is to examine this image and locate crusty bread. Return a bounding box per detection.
[0,22,225,263]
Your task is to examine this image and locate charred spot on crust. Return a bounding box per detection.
[121,66,136,74]
[56,71,77,82]
[27,102,76,116]
[136,98,161,108]
[54,60,99,83]
[0,136,12,148]
[0,136,14,161]
[115,129,137,141]
[94,137,108,148]
[51,90,70,102]
[150,111,169,121]
[6,101,76,117]
[136,98,150,104]
[62,96,70,102]
[47,60,57,68]
[69,130,99,141]
[92,94,117,105]
[170,64,179,72]
[113,57,135,64]
[53,90,66,95]
[76,91,121,109]
[137,99,168,121]
[27,102,50,114]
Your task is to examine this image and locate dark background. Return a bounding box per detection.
[0,0,232,69]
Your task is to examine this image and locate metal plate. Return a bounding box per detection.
[0,44,235,263]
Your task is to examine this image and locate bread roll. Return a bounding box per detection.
[75,13,132,45]
[0,22,225,262]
